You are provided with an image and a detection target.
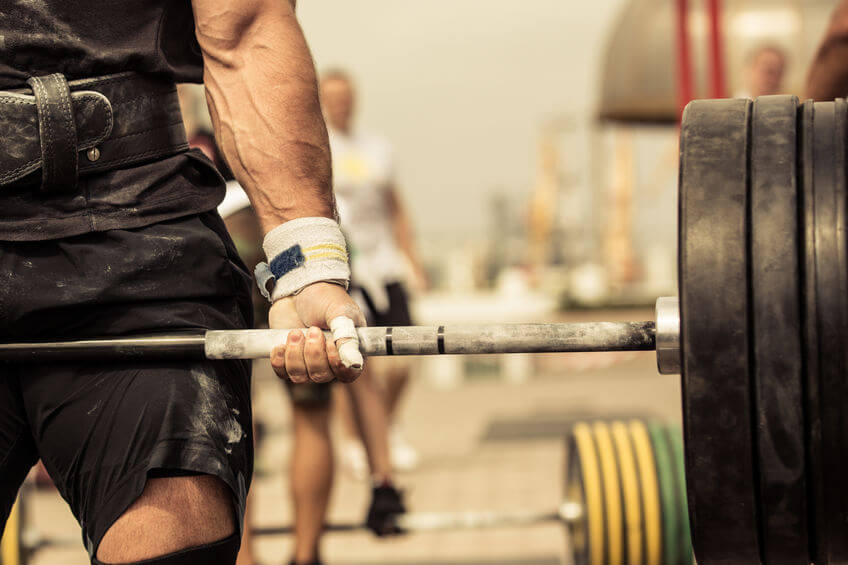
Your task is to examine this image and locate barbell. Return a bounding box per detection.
[0,94,843,564]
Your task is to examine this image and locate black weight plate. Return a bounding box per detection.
[829,97,848,564]
[678,98,760,563]
[803,99,848,564]
[749,95,808,565]
[798,99,823,565]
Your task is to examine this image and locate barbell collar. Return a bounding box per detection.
[654,296,681,375]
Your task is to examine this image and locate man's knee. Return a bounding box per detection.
[96,475,236,564]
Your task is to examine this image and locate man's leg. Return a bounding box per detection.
[343,370,406,536]
[343,369,392,481]
[96,476,237,563]
[383,365,411,422]
[289,403,334,565]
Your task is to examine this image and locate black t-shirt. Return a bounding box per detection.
[0,1,202,89]
[0,1,226,241]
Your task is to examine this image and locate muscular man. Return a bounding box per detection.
[0,1,363,564]
[806,0,848,101]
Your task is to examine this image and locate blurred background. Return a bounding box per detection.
[18,1,840,564]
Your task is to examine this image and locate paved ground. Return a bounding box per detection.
[24,308,681,565]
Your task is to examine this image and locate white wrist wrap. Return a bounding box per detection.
[255,217,351,302]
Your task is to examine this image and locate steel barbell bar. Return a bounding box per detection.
[0,298,681,375]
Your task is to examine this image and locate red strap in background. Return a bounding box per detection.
[676,0,694,122]
[707,0,727,99]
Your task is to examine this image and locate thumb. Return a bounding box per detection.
[329,315,364,371]
[323,289,366,371]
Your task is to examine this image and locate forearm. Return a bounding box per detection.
[805,0,848,101]
[192,0,334,233]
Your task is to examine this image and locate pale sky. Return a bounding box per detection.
[297,1,626,241]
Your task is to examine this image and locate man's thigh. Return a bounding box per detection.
[20,358,253,556]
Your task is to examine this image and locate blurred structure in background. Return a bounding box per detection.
[599,0,833,122]
[575,0,833,308]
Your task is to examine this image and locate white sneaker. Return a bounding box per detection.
[389,427,419,472]
[340,439,369,480]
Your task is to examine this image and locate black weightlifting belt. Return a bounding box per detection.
[0,72,188,192]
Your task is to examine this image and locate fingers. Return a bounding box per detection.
[273,283,368,383]
[303,327,335,383]
[271,327,337,384]
[327,338,360,383]
[284,330,308,384]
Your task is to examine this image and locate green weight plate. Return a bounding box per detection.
[647,422,677,565]
[666,427,693,565]
[749,95,808,564]
[679,97,759,563]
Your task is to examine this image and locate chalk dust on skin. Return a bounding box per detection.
[188,364,245,454]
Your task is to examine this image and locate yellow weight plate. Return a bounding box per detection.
[629,420,662,565]
[612,421,643,565]
[0,496,22,565]
[593,422,624,565]
[573,423,605,565]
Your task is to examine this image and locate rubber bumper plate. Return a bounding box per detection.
[801,99,848,564]
[678,98,760,563]
[749,95,808,564]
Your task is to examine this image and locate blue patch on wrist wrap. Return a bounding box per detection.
[269,244,306,278]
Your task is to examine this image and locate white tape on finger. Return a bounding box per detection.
[330,316,358,340]
[330,316,363,370]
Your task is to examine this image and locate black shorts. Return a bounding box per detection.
[0,211,254,556]
[358,281,414,327]
[284,281,413,407]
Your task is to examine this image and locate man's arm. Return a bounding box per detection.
[191,0,333,233]
[805,0,848,101]
[191,0,365,382]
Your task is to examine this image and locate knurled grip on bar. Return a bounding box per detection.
[203,321,657,359]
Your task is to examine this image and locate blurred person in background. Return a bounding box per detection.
[738,44,788,99]
[320,69,427,479]
[806,0,848,101]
